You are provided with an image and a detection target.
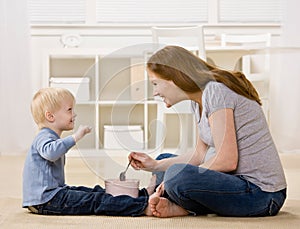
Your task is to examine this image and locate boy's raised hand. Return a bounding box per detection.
[73,125,92,142]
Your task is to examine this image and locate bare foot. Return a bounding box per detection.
[146,174,156,195]
[149,193,189,218]
[144,205,153,216]
[144,175,157,216]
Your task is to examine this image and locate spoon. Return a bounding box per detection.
[119,160,132,181]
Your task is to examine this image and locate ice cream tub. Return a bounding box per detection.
[105,179,140,198]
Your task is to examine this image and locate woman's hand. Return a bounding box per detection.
[128,152,158,172]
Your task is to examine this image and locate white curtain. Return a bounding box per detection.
[270,0,300,153]
[0,0,35,155]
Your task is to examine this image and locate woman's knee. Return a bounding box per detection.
[164,164,189,189]
[164,164,206,191]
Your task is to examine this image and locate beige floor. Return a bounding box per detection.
[0,153,300,228]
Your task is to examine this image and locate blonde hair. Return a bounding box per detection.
[31,87,74,128]
[147,46,261,105]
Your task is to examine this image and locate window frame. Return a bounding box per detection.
[28,0,283,26]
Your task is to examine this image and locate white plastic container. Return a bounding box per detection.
[49,77,90,101]
[103,125,144,150]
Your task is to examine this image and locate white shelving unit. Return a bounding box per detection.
[44,49,155,152]
[44,48,196,155]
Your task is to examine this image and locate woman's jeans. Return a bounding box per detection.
[154,153,287,217]
[33,186,148,216]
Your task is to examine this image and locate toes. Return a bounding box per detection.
[149,195,160,206]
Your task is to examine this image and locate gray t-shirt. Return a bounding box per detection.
[191,81,286,192]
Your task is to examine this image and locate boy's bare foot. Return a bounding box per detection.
[144,175,157,216]
[146,174,156,195]
[149,192,189,218]
[144,205,153,216]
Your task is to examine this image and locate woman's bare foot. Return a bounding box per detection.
[146,174,156,195]
[149,192,189,218]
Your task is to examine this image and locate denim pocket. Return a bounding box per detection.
[250,191,285,217]
[268,189,286,216]
[268,198,281,216]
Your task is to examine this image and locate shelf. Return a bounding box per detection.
[45,49,195,152]
[45,51,150,151]
[76,100,154,105]
[98,100,146,105]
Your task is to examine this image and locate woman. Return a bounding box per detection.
[129,45,286,218]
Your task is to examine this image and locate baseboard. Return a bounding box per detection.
[280,149,300,154]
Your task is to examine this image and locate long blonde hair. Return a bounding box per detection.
[147,46,261,105]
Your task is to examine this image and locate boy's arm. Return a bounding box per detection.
[38,125,91,162]
[37,135,75,162]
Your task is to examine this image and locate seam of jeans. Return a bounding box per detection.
[179,187,259,196]
[175,177,261,197]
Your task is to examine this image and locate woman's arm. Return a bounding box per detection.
[200,108,238,172]
[129,134,209,172]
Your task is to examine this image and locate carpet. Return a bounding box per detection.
[1,198,299,229]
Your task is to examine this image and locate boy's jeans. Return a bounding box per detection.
[154,153,286,217]
[34,185,148,216]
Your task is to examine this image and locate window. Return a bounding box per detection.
[219,0,283,23]
[28,0,85,24]
[28,0,283,25]
[96,0,208,24]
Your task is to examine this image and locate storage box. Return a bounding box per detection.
[49,77,90,101]
[104,125,144,150]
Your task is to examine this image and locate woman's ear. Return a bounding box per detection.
[45,111,55,122]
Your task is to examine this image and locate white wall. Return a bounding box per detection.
[270,0,300,153]
[0,0,34,155]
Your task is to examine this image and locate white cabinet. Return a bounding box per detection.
[44,49,195,154]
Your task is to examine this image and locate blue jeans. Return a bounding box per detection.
[154,153,286,217]
[153,153,178,187]
[35,185,148,216]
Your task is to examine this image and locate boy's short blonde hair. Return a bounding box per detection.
[31,87,75,128]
